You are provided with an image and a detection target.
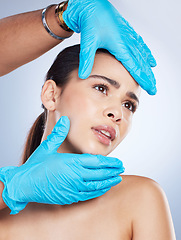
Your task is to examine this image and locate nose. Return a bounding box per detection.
[103,106,123,123]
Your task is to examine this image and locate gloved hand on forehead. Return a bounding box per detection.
[0,116,124,215]
[63,0,157,95]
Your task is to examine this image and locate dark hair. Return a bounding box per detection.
[21,44,112,164]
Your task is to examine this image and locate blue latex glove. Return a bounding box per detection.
[0,116,124,215]
[63,0,157,95]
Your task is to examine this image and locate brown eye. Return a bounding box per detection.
[125,102,132,110]
[123,101,137,113]
[94,84,108,95]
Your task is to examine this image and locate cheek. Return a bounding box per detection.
[57,91,84,118]
[61,90,96,115]
[58,90,99,134]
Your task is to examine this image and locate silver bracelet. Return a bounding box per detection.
[42,4,71,40]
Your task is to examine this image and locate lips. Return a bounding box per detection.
[91,125,116,145]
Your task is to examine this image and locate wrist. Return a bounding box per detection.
[45,4,73,40]
[55,1,73,33]
[0,166,27,214]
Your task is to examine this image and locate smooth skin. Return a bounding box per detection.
[0,53,176,239]
[0,2,175,239]
[0,3,122,213]
[0,176,175,240]
[0,118,124,215]
[41,53,141,156]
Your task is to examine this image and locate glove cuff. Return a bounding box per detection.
[0,166,27,215]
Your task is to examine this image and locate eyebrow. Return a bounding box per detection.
[126,92,139,105]
[88,74,120,88]
[88,74,139,104]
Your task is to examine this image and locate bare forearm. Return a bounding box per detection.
[0,4,73,76]
[0,181,6,210]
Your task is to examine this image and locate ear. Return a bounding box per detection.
[41,80,61,111]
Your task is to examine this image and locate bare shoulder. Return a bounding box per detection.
[112,175,163,201]
[112,175,165,215]
[115,174,171,221]
[121,174,160,187]
[113,175,176,240]
[120,174,163,195]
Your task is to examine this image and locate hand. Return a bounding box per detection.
[0,116,124,215]
[63,0,157,95]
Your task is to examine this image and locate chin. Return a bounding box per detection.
[66,134,115,156]
[81,149,109,156]
[77,143,113,156]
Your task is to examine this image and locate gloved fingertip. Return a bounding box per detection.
[79,42,97,79]
[78,67,88,79]
[78,54,86,79]
[57,116,70,127]
[78,57,92,79]
[54,116,70,133]
[149,57,157,67]
[121,167,125,173]
[10,210,18,215]
[112,176,122,186]
[101,187,111,193]
[148,86,157,95]
[45,116,70,151]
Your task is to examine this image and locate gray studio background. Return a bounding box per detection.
[0,0,180,237]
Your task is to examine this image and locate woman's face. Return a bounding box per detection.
[55,53,141,156]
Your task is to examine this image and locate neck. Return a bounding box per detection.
[41,111,57,143]
[41,111,79,154]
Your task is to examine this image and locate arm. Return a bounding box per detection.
[0,0,157,95]
[0,3,73,76]
[0,181,6,210]
[132,178,176,240]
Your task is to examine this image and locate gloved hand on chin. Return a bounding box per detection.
[0,116,125,215]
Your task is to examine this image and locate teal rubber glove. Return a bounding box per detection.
[63,0,157,95]
[0,116,124,215]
